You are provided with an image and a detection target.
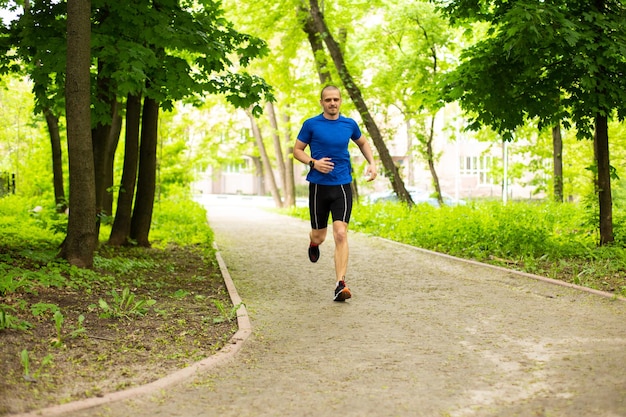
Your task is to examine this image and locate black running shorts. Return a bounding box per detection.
[309,183,353,230]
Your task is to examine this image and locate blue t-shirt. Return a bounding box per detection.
[297,114,362,185]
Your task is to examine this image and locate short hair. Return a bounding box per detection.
[320,85,341,100]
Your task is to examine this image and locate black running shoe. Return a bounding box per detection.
[334,280,351,302]
[308,243,320,263]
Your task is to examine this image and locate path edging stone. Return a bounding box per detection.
[377,236,626,302]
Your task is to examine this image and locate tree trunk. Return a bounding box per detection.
[130,96,159,247]
[413,14,443,204]
[405,119,414,187]
[44,107,67,213]
[592,0,613,246]
[594,114,613,245]
[282,112,296,207]
[103,103,122,215]
[298,1,332,84]
[91,70,119,224]
[266,102,287,193]
[246,109,283,207]
[425,116,444,206]
[60,0,96,268]
[552,123,563,203]
[249,156,265,195]
[109,93,141,246]
[307,0,412,205]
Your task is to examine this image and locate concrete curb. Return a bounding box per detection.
[378,236,626,302]
[10,243,251,417]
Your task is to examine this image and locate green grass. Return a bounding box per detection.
[0,193,216,324]
[283,199,626,297]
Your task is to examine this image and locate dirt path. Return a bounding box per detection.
[52,196,626,416]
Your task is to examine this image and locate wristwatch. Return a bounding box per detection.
[309,160,315,169]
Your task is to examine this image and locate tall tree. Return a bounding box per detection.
[266,101,291,205]
[281,111,296,207]
[552,123,563,202]
[43,108,67,212]
[306,0,413,205]
[437,0,626,245]
[246,108,283,207]
[298,1,332,84]
[43,112,69,216]
[129,95,158,247]
[221,0,321,207]
[108,93,141,246]
[3,0,273,249]
[7,1,69,209]
[364,0,459,204]
[59,0,96,267]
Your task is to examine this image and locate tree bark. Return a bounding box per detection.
[266,102,287,194]
[249,156,265,195]
[246,109,283,207]
[282,112,296,207]
[130,96,159,247]
[307,0,412,205]
[44,107,67,213]
[425,115,444,206]
[299,1,332,84]
[91,69,119,225]
[405,119,414,187]
[415,14,443,205]
[591,0,613,245]
[594,114,613,245]
[103,103,122,215]
[60,0,96,267]
[552,123,563,203]
[109,93,141,246]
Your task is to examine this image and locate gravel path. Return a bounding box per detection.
[60,195,625,417]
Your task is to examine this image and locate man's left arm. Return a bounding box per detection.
[354,136,377,182]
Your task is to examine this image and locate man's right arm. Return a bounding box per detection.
[293,139,314,166]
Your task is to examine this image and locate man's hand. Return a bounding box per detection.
[314,157,334,174]
[364,164,377,182]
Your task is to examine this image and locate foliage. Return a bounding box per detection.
[95,287,156,319]
[20,349,53,382]
[356,0,459,190]
[0,305,32,331]
[149,193,215,247]
[4,0,273,119]
[0,76,53,197]
[211,299,243,324]
[436,0,626,139]
[157,113,199,195]
[49,310,86,347]
[0,191,234,412]
[0,193,215,326]
[0,194,64,248]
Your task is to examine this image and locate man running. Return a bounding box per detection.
[293,85,377,301]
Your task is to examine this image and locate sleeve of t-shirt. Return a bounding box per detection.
[351,120,362,141]
[297,120,312,144]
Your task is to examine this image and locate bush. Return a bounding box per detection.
[150,197,214,247]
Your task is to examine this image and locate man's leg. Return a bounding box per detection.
[308,228,326,263]
[310,228,327,246]
[332,220,349,282]
[332,220,351,301]
[308,183,330,263]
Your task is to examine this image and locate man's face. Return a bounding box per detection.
[320,89,341,118]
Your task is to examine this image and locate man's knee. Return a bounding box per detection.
[332,221,348,245]
[311,228,327,244]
